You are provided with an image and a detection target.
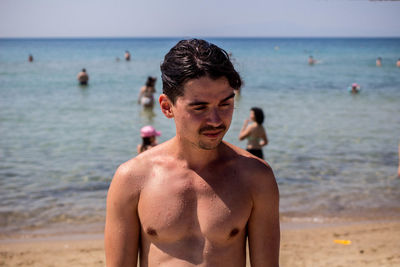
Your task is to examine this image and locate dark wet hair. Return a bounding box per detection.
[82,68,86,72]
[145,76,157,87]
[140,137,153,153]
[251,107,264,125]
[160,39,242,104]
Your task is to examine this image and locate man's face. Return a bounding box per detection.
[171,76,235,150]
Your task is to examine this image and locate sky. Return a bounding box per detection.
[1,0,400,38]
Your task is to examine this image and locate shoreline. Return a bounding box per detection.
[1,219,399,266]
[1,216,399,243]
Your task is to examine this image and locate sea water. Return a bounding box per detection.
[0,38,399,236]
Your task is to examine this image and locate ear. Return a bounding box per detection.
[159,94,174,118]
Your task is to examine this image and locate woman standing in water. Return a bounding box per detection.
[138,76,157,108]
[239,107,269,159]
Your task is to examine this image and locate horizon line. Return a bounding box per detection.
[1,36,400,40]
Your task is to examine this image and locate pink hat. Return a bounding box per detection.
[352,83,359,87]
[140,125,161,138]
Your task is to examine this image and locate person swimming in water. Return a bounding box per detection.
[239,107,269,159]
[308,55,316,65]
[138,76,157,108]
[376,57,382,67]
[350,83,361,94]
[77,68,89,85]
[125,51,131,61]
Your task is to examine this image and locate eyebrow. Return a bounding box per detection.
[188,93,235,106]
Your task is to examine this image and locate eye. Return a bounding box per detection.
[219,102,231,108]
[193,106,207,111]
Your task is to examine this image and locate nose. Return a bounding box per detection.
[207,108,222,127]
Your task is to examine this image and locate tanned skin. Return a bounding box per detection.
[105,76,280,267]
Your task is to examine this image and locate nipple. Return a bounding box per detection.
[229,228,239,238]
[146,227,158,236]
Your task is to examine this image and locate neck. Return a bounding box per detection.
[170,136,223,171]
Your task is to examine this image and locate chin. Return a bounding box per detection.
[198,140,223,150]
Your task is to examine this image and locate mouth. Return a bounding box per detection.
[200,126,226,139]
[202,130,223,138]
[199,125,226,139]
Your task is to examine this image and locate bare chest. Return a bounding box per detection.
[137,168,252,243]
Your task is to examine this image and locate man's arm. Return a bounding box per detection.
[105,163,141,267]
[247,165,280,267]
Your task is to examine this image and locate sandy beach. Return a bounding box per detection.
[1,37,400,266]
[1,220,399,267]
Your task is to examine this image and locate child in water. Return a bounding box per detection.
[349,83,361,94]
[137,125,161,154]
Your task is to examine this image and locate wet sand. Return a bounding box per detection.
[1,221,399,267]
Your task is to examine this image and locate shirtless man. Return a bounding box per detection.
[376,57,382,67]
[105,39,280,267]
[125,50,131,61]
[77,68,89,85]
[308,55,315,65]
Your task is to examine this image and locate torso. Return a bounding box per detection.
[140,86,155,107]
[78,73,88,82]
[246,123,265,150]
[142,86,155,97]
[135,142,258,266]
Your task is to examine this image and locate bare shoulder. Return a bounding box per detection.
[246,123,258,132]
[223,142,278,196]
[108,156,148,203]
[111,144,166,193]
[111,140,175,191]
